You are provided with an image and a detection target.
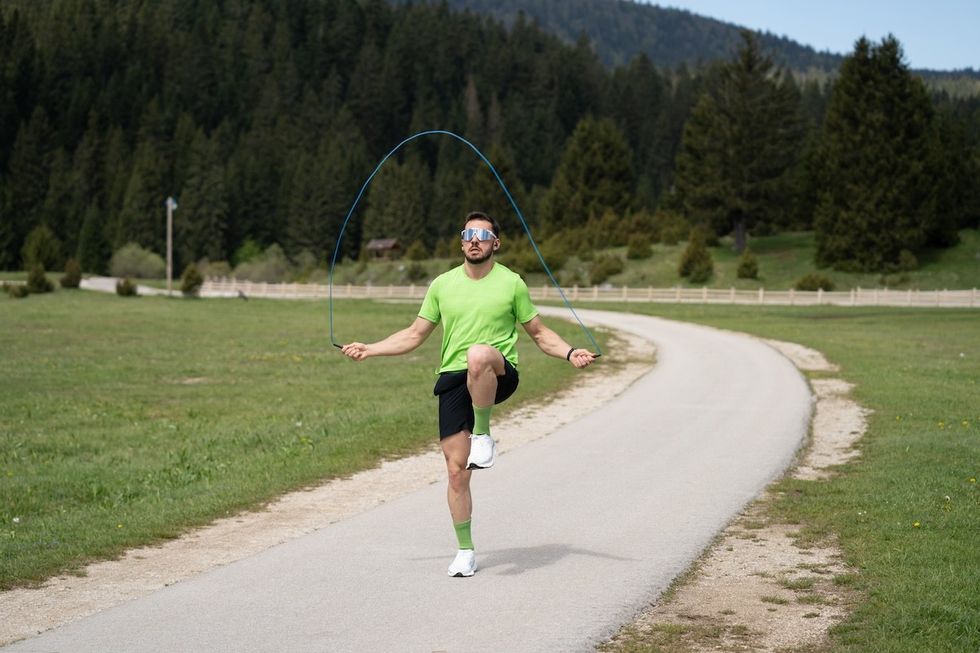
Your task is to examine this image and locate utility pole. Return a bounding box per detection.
[166,196,178,295]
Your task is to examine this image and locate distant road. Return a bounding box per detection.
[3,308,811,653]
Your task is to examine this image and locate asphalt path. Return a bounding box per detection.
[4,308,811,653]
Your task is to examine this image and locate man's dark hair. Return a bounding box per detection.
[463,211,501,238]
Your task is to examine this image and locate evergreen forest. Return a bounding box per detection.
[2,0,979,279]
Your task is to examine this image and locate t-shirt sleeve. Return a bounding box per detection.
[514,276,539,324]
[418,277,441,324]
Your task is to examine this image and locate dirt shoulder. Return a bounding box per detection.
[0,330,654,646]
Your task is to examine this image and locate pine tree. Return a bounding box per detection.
[813,36,945,271]
[362,156,432,248]
[543,116,634,229]
[3,107,52,267]
[176,129,228,267]
[673,32,804,253]
[76,203,109,274]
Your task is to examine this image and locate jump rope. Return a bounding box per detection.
[328,129,602,357]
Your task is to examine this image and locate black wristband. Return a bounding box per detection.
[566,347,575,361]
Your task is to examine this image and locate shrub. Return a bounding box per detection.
[21,225,63,269]
[60,258,82,288]
[794,273,835,291]
[678,229,714,282]
[589,254,624,285]
[538,237,571,271]
[116,278,138,296]
[652,209,690,245]
[405,262,428,283]
[233,239,263,266]
[233,244,292,282]
[898,249,918,272]
[4,283,29,298]
[26,264,55,293]
[626,234,653,260]
[110,243,165,279]
[180,263,204,296]
[736,250,759,279]
[405,240,429,261]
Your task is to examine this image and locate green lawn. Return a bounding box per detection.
[0,290,605,589]
[3,290,978,652]
[582,302,979,653]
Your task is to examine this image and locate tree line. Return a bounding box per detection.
[1,0,978,279]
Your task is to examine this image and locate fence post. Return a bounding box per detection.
[789,288,795,305]
[623,285,628,300]
[817,288,823,305]
[758,287,764,304]
[648,286,653,301]
[593,285,598,300]
[729,287,735,303]
[907,289,912,306]
[702,286,708,302]
[573,285,578,300]
[973,288,977,308]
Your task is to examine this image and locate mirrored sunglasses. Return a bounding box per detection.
[461,227,497,242]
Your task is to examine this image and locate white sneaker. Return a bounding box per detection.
[466,433,496,470]
[447,549,477,577]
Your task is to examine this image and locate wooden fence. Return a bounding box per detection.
[201,278,979,308]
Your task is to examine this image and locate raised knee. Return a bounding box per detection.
[466,345,497,372]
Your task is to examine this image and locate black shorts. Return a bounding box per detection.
[433,359,519,438]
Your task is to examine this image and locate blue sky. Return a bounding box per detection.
[647,1,979,71]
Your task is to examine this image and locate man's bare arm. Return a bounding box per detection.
[341,317,437,361]
[521,315,596,369]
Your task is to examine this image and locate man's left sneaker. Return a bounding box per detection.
[466,433,496,470]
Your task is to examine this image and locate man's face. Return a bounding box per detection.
[461,219,498,264]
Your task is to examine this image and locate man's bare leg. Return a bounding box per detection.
[441,431,473,523]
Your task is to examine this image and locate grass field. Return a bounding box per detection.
[0,290,605,589]
[578,302,978,653]
[2,290,977,652]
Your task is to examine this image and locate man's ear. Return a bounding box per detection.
[493,240,500,250]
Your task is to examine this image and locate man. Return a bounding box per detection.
[341,211,596,577]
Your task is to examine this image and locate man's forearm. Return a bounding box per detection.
[366,328,425,357]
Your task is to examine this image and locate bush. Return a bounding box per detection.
[21,225,63,269]
[405,262,428,283]
[538,237,571,271]
[626,234,653,260]
[678,229,714,282]
[794,273,835,291]
[405,240,429,261]
[116,278,138,296]
[736,250,759,279]
[4,283,29,298]
[110,243,165,279]
[60,258,82,288]
[898,249,918,272]
[26,264,55,293]
[589,254,624,285]
[233,239,263,266]
[180,263,204,296]
[652,209,690,245]
[233,243,292,282]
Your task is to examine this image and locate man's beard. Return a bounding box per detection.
[464,248,493,264]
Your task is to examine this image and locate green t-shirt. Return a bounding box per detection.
[418,263,539,373]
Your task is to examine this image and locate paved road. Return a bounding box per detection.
[3,308,811,653]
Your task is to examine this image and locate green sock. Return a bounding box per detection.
[454,519,474,550]
[473,405,492,435]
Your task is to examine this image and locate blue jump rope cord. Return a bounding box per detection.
[328,129,602,356]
